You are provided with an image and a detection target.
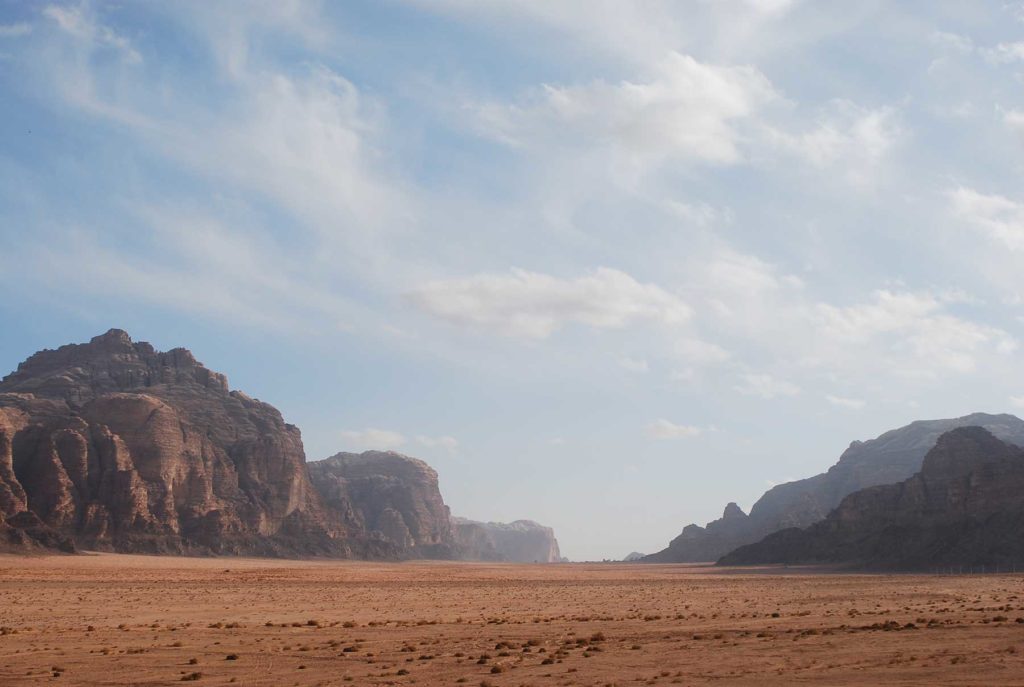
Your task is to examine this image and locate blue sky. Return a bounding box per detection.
[2,1,1024,560]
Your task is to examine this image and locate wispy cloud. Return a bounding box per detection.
[409,267,690,339]
[735,373,800,399]
[645,419,703,440]
[0,22,31,38]
[825,394,865,410]
[339,428,407,451]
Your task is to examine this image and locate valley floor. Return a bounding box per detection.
[1,555,1023,686]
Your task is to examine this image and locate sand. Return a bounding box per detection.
[1,554,1023,686]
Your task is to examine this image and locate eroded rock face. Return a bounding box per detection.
[0,330,392,558]
[644,413,1024,563]
[308,451,459,558]
[720,427,1024,570]
[452,518,562,563]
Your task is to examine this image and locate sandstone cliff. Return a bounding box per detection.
[643,413,1024,563]
[452,517,563,563]
[308,451,459,559]
[0,329,392,557]
[2,330,564,561]
[720,427,1024,570]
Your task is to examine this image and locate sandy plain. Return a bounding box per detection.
[1,554,1024,686]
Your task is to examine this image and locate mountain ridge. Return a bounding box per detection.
[719,426,1024,570]
[643,413,1024,563]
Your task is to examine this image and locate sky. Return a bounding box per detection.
[2,1,1024,561]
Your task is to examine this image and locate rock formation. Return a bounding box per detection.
[644,413,1024,563]
[452,517,563,562]
[307,451,459,559]
[0,329,565,561]
[720,427,1024,570]
[0,329,392,557]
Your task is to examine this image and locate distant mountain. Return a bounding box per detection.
[720,427,1024,570]
[622,551,646,562]
[643,413,1024,563]
[452,517,563,563]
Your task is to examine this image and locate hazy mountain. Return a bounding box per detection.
[452,517,563,563]
[720,427,1024,570]
[643,413,1024,563]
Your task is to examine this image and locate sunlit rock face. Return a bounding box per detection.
[308,450,461,559]
[0,329,392,558]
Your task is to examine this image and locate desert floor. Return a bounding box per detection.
[1,555,1024,685]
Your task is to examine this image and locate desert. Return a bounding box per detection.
[6,3,1024,686]
[3,554,1024,686]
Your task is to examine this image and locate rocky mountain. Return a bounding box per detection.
[720,427,1024,570]
[644,413,1024,563]
[0,330,564,561]
[452,517,563,563]
[307,451,459,559]
[622,551,646,562]
[0,329,391,557]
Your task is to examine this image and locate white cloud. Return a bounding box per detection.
[40,12,407,282]
[409,267,691,339]
[661,198,731,227]
[339,428,407,451]
[619,356,650,373]
[416,435,460,453]
[44,4,141,64]
[950,186,1024,251]
[674,337,731,365]
[1004,109,1024,138]
[475,51,777,166]
[0,23,31,38]
[815,289,1015,375]
[167,66,406,248]
[735,373,800,399]
[645,419,703,439]
[768,100,902,186]
[1010,396,1024,410]
[825,394,865,410]
[983,41,1024,64]
[930,31,973,55]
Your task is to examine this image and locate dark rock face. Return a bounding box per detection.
[644,413,1024,563]
[0,329,392,558]
[720,427,1024,570]
[308,451,459,558]
[452,517,562,563]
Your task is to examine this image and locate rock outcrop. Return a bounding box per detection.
[1,330,565,561]
[0,329,392,557]
[452,517,562,563]
[307,451,459,559]
[720,427,1024,570]
[644,413,1024,563]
